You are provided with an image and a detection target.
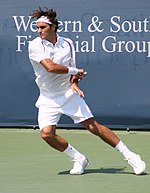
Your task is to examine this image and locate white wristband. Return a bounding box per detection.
[67,67,79,75]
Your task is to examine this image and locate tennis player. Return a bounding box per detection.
[28,7,146,175]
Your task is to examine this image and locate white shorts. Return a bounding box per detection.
[35,89,93,130]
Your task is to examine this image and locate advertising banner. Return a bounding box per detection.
[1,0,150,129]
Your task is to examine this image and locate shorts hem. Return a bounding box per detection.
[74,116,94,124]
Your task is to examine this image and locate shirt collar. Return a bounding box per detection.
[41,34,60,46]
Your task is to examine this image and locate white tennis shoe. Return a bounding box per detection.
[127,153,146,175]
[70,154,89,175]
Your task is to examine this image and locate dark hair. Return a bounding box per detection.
[31,7,59,32]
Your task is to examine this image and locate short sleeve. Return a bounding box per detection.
[63,37,76,67]
[70,40,76,67]
[28,38,49,63]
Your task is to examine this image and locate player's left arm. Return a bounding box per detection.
[70,75,85,98]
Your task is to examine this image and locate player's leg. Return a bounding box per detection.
[36,92,88,175]
[81,118,120,147]
[81,118,146,175]
[40,125,68,152]
[40,125,89,174]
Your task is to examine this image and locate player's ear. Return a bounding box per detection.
[51,24,56,31]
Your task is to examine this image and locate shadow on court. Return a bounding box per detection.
[58,167,149,175]
[58,167,126,175]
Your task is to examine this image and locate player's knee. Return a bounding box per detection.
[88,125,99,136]
[40,131,54,142]
[81,118,100,136]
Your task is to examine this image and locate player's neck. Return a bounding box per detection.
[47,33,57,45]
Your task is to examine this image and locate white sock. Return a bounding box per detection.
[63,144,82,159]
[115,141,133,160]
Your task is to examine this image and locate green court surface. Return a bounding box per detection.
[0,129,149,193]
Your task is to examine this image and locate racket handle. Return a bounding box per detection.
[78,71,87,81]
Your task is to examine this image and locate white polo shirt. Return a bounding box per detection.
[28,35,76,97]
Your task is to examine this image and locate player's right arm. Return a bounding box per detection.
[29,39,85,76]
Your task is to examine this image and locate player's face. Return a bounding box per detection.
[36,22,53,40]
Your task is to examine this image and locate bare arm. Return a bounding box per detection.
[40,58,86,78]
[40,59,68,74]
[40,58,87,97]
[70,73,87,98]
